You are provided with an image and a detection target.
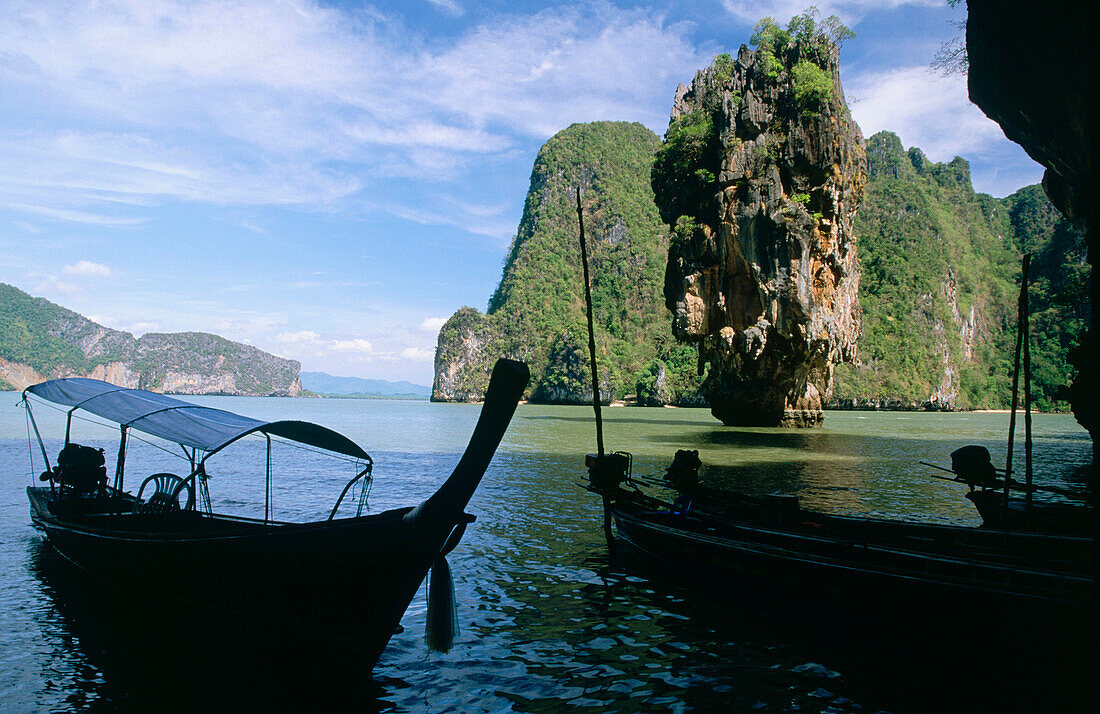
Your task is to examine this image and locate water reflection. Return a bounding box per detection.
[459,453,872,712]
[3,401,1092,713]
[27,540,396,713]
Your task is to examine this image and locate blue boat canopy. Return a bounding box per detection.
[25,378,370,461]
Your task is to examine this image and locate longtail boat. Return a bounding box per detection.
[582,451,1094,709]
[21,358,529,669]
[572,190,1093,707]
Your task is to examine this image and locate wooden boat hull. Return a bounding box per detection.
[29,487,439,668]
[966,489,1095,535]
[24,358,531,670]
[607,504,1094,664]
[608,503,1095,710]
[613,507,1088,604]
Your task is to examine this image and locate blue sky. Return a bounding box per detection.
[0,0,1041,385]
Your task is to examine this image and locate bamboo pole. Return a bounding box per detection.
[577,187,604,457]
[1022,255,1033,515]
[1003,254,1029,523]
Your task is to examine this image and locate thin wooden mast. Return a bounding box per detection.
[1004,253,1031,520]
[576,187,605,457]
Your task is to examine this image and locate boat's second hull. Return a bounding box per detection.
[609,505,1095,711]
[609,505,1094,652]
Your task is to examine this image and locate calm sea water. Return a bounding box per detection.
[0,393,1092,713]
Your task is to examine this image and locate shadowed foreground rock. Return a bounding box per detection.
[967,0,1095,459]
[655,28,865,427]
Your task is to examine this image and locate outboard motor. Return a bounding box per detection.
[42,444,108,495]
[950,445,998,490]
[586,452,631,493]
[664,449,701,515]
[664,449,701,493]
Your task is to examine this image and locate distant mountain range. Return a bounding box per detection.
[300,371,431,399]
[0,283,302,396]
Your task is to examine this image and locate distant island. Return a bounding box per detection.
[0,282,434,400]
[0,283,302,396]
[299,372,431,400]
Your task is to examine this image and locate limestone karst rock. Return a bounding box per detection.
[433,121,703,405]
[654,25,865,427]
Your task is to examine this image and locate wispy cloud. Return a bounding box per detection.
[127,321,160,334]
[419,316,447,331]
[274,330,320,345]
[425,0,463,17]
[400,347,435,362]
[32,275,80,296]
[206,312,289,338]
[424,4,705,137]
[848,67,1000,161]
[720,1,942,25]
[845,65,1043,196]
[330,338,375,354]
[3,201,147,226]
[63,260,112,277]
[0,0,702,231]
[384,195,518,241]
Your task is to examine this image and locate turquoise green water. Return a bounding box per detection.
[507,404,1090,524]
[1,394,1092,712]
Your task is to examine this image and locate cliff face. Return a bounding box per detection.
[831,132,1017,410]
[0,283,302,396]
[433,121,704,405]
[433,307,500,402]
[655,30,865,426]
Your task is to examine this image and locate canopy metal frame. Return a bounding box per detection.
[22,378,374,522]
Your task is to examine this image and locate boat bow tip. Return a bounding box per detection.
[406,358,529,529]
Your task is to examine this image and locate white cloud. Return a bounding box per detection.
[720,1,941,26]
[33,275,79,296]
[419,317,447,331]
[11,221,43,234]
[0,131,361,213]
[3,200,147,226]
[207,312,289,339]
[128,321,160,333]
[87,315,163,337]
[846,65,1044,196]
[426,0,463,16]
[330,338,374,353]
[399,347,435,362]
[0,1,703,230]
[424,5,705,138]
[274,330,320,344]
[63,260,112,277]
[847,67,1003,161]
[386,202,516,241]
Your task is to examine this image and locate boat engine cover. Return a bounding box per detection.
[950,445,997,487]
[54,443,108,494]
[586,453,630,492]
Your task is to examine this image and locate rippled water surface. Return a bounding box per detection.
[1,394,1092,712]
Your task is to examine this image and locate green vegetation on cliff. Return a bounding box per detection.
[832,131,1089,411]
[0,283,122,374]
[434,121,1086,411]
[0,283,302,396]
[750,9,853,113]
[1003,185,1091,409]
[435,121,703,404]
